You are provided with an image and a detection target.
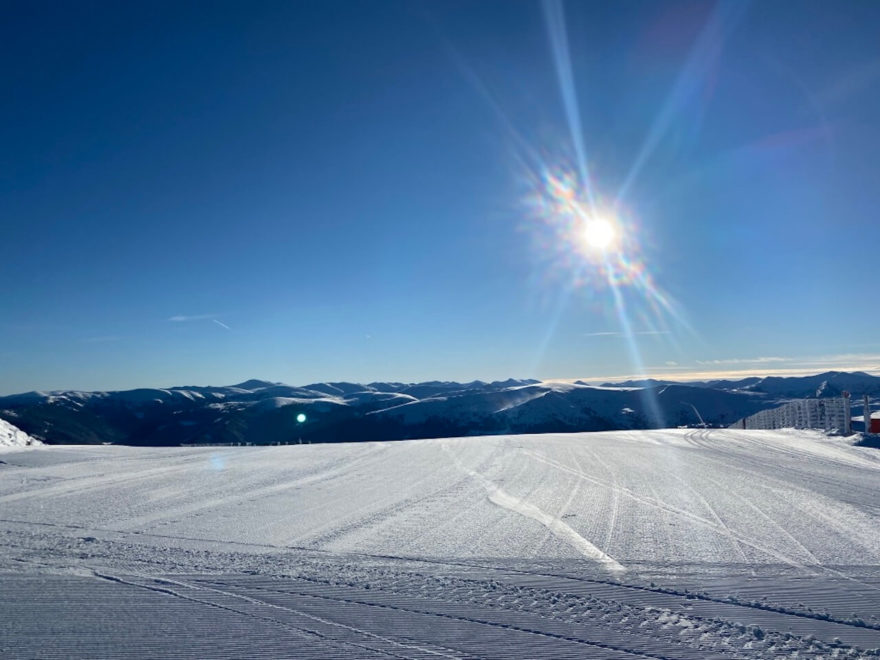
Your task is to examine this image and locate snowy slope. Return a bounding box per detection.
[1,428,879,657]
[0,418,40,451]
[2,428,879,658]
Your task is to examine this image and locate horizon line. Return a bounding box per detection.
[3,365,880,397]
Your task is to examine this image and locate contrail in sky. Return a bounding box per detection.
[168,314,216,322]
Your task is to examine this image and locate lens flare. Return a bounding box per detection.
[526,166,646,289]
[523,162,693,340]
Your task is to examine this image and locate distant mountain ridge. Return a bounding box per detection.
[1,371,878,446]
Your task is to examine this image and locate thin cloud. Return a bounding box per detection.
[584,330,671,337]
[168,314,218,322]
[589,352,880,383]
[696,356,788,365]
[212,319,231,331]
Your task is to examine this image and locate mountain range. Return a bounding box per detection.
[1,371,878,446]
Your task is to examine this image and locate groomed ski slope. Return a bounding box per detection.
[2,429,879,658]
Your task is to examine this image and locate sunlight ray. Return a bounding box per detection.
[542,0,596,210]
[617,1,749,203]
[606,257,666,427]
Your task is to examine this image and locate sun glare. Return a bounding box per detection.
[527,168,666,293]
[583,217,616,251]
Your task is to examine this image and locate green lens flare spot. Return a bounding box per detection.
[296,413,307,424]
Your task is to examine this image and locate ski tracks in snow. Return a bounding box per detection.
[521,448,820,571]
[441,442,626,575]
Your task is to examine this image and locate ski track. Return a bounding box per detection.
[519,447,839,572]
[441,443,626,574]
[1,428,879,658]
[579,445,620,553]
[668,472,752,569]
[530,446,583,559]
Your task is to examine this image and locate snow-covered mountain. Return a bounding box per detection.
[728,371,880,398]
[602,371,880,398]
[1,371,877,446]
[0,418,41,450]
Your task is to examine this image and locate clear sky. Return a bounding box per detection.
[3,0,880,394]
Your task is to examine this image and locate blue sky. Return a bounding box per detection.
[3,0,880,393]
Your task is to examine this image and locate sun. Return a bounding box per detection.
[582,217,617,251]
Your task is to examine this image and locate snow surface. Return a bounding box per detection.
[0,418,40,451]
[1,429,879,658]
